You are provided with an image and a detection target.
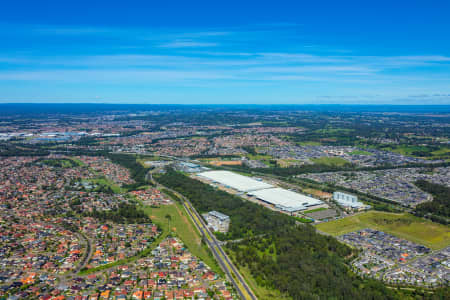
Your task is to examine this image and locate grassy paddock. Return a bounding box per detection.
[383,145,450,160]
[311,156,349,166]
[294,216,314,223]
[303,207,328,214]
[70,157,85,166]
[297,141,321,146]
[88,177,124,194]
[316,211,450,250]
[432,147,450,156]
[247,153,273,161]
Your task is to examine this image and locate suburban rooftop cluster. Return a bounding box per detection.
[340,229,449,286]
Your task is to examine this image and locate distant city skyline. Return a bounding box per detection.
[1,0,450,104]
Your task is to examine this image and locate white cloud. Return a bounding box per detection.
[0,69,234,82]
[1,23,450,104]
[159,40,218,48]
[241,65,376,75]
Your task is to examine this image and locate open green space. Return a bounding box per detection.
[70,156,85,166]
[314,128,354,135]
[303,207,328,214]
[385,145,430,156]
[297,141,321,146]
[431,147,450,156]
[88,177,125,194]
[246,153,272,160]
[430,147,450,161]
[276,158,304,168]
[246,153,275,167]
[294,216,314,223]
[141,203,221,274]
[381,145,450,160]
[311,156,350,166]
[38,157,81,168]
[316,211,450,250]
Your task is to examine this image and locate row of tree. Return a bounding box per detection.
[85,202,151,224]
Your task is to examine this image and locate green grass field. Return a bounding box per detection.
[297,141,321,146]
[70,157,85,166]
[141,203,221,273]
[431,147,450,155]
[294,216,314,223]
[431,147,450,161]
[40,158,81,168]
[247,153,273,161]
[316,211,450,250]
[383,145,449,158]
[276,159,304,167]
[377,144,450,161]
[385,145,429,156]
[314,128,354,135]
[88,177,125,194]
[303,207,328,214]
[311,156,349,166]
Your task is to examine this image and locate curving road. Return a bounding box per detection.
[74,232,93,273]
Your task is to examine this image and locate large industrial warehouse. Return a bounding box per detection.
[197,170,273,192]
[197,170,325,213]
[249,187,324,212]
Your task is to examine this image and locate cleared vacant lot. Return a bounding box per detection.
[316,211,450,250]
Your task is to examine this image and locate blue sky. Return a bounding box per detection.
[1,0,450,104]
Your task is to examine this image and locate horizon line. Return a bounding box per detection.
[1,102,450,106]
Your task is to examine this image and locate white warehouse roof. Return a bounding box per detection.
[249,187,323,211]
[198,170,273,192]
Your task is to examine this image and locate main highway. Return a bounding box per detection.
[181,196,257,300]
[149,170,257,300]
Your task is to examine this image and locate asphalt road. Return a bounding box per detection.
[154,179,257,300]
[182,199,257,300]
[74,232,93,273]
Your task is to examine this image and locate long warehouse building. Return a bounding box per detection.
[198,170,324,213]
[197,170,273,192]
[249,187,324,212]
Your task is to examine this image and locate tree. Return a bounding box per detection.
[165,214,172,231]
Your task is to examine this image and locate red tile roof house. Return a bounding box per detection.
[143,290,152,299]
[132,290,143,300]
